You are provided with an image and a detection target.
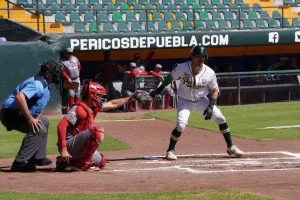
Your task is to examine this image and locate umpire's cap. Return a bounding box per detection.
[190,46,208,63]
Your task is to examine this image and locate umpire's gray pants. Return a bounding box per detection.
[11,116,49,163]
[62,130,103,165]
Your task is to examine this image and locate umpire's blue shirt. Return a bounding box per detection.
[2,75,51,118]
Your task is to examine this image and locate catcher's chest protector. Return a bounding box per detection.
[72,102,94,136]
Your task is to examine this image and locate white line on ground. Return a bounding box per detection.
[94,118,155,122]
[256,125,300,129]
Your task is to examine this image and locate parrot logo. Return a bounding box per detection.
[201,47,204,53]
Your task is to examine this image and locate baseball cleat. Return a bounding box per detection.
[166,150,177,160]
[227,145,244,157]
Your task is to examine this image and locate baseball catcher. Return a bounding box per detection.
[56,81,145,171]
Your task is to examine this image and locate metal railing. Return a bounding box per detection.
[1,0,299,34]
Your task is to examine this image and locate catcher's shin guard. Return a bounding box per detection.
[75,126,104,171]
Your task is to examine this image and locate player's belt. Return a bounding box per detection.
[178,96,204,102]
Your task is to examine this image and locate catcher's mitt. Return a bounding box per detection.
[55,156,74,172]
[132,90,151,103]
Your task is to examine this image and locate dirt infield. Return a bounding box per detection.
[1,111,300,200]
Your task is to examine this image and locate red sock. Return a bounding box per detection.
[75,97,80,104]
[68,97,75,107]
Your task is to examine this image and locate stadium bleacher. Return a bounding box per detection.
[1,0,300,33]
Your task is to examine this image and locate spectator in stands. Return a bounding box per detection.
[121,62,149,111]
[60,48,81,113]
[148,64,174,109]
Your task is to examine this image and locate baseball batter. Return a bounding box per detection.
[150,46,244,160]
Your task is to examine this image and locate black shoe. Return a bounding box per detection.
[29,158,53,166]
[11,161,36,172]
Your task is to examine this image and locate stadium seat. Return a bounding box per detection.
[256,19,267,29]
[128,0,136,5]
[103,22,115,32]
[175,0,184,5]
[131,22,144,32]
[103,0,112,5]
[144,3,154,11]
[283,19,291,28]
[97,12,109,22]
[200,0,208,3]
[248,11,258,19]
[217,4,226,12]
[176,12,186,20]
[112,12,123,22]
[36,3,47,15]
[268,19,279,28]
[107,4,116,13]
[47,0,58,5]
[187,11,195,20]
[180,4,189,12]
[155,4,165,11]
[49,3,61,14]
[206,20,216,30]
[195,21,208,31]
[70,12,82,23]
[219,20,229,29]
[79,4,90,15]
[205,4,213,12]
[172,21,181,31]
[93,4,103,14]
[140,0,148,4]
[84,12,95,22]
[229,4,238,12]
[126,12,137,21]
[199,11,209,20]
[192,4,202,11]
[241,3,250,11]
[224,11,233,20]
[260,11,270,19]
[116,0,126,5]
[167,4,177,11]
[243,19,254,29]
[89,22,98,32]
[211,11,222,20]
[253,3,262,11]
[65,4,76,14]
[223,0,232,4]
[272,11,282,19]
[164,11,173,20]
[235,0,243,5]
[292,18,300,27]
[231,19,240,29]
[75,0,85,5]
[183,20,193,30]
[139,11,147,21]
[75,23,88,32]
[62,0,72,4]
[153,12,163,21]
[134,4,143,13]
[120,4,130,13]
[163,0,172,5]
[212,0,220,4]
[118,22,129,32]
[158,21,169,31]
[146,21,158,32]
[239,11,246,20]
[150,0,159,4]
[89,0,100,5]
[55,12,71,25]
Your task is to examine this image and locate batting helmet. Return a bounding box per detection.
[190,46,208,63]
[82,81,107,111]
[39,60,62,85]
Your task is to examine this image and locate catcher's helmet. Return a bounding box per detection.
[190,46,208,63]
[82,81,107,110]
[39,60,62,85]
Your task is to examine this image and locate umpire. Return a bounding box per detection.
[0,60,62,172]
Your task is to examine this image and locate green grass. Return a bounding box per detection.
[0,190,274,200]
[146,102,300,140]
[0,119,131,159]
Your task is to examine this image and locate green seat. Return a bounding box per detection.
[102,0,112,5]
[79,4,90,14]
[167,3,176,11]
[206,20,216,30]
[89,0,100,5]
[55,12,71,25]
[205,4,213,12]
[260,11,270,19]
[89,23,99,32]
[192,4,202,11]
[97,12,109,22]
[239,11,246,20]
[158,21,169,31]
[223,0,232,4]
[126,12,137,21]
[62,0,71,4]
[187,0,196,4]
[241,3,250,11]
[116,0,125,5]
[93,4,103,14]
[183,20,193,30]
[84,12,95,22]
[283,19,291,28]
[131,22,144,32]
[153,12,162,21]
[268,19,279,28]
[235,0,243,5]
[65,4,76,14]
[172,21,181,31]
[219,20,229,29]
[49,3,61,14]
[292,18,300,27]
[112,12,123,22]
[156,4,165,11]
[150,0,159,4]
[176,12,186,20]
[140,0,148,4]
[272,11,282,19]
[75,23,88,32]
[33,0,46,5]
[103,22,115,32]
[195,21,208,31]
[47,0,58,5]
[243,19,254,29]
[200,0,208,3]
[253,3,262,11]
[36,3,47,15]
[139,11,147,21]
[217,4,226,12]
[75,0,85,5]
[283,0,293,4]
[144,3,153,11]
[175,0,184,5]
[164,11,173,20]
[128,0,136,5]
[120,4,130,13]
[256,19,267,29]
[163,0,172,5]
[107,4,116,13]
[134,4,142,13]
[199,11,209,20]
[146,21,158,32]
[180,4,189,12]
[70,12,82,23]
[118,22,129,32]
[231,19,240,29]
[212,0,220,4]
[187,11,195,20]
[211,11,222,20]
[248,11,258,19]
[229,4,238,12]
[224,11,233,20]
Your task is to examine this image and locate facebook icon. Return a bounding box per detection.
[268,32,279,43]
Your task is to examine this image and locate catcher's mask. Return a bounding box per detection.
[82,81,107,110]
[190,46,208,63]
[39,60,62,85]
